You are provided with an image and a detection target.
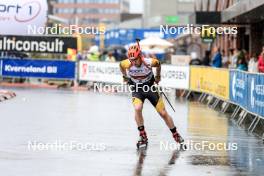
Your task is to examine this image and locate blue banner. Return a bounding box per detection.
[230,70,248,109]
[1,58,75,79]
[96,28,183,47]
[247,74,264,117]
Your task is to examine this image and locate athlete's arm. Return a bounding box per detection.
[119,59,131,82]
[151,58,161,83]
[119,62,127,76]
[151,58,161,76]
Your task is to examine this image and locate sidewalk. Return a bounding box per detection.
[0,82,88,91]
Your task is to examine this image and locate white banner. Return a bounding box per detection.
[159,65,189,89]
[79,61,190,89]
[0,0,48,35]
[79,61,123,84]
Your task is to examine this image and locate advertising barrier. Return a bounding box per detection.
[247,73,264,117]
[79,61,123,84]
[1,59,263,118]
[190,66,229,100]
[1,58,75,79]
[230,70,248,108]
[0,35,77,54]
[159,65,189,89]
[229,70,264,118]
[79,61,190,89]
[0,0,48,35]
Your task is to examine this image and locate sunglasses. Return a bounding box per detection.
[129,57,137,62]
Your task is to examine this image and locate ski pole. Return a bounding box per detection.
[157,85,176,112]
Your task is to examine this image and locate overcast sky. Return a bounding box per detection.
[129,0,143,13]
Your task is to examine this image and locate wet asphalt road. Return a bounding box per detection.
[0,88,264,176]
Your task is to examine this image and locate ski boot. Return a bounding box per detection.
[173,131,186,150]
[137,130,148,149]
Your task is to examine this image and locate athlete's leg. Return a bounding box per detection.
[147,90,175,128]
[156,99,184,143]
[132,96,148,147]
[132,97,144,127]
[155,97,176,129]
[148,91,184,143]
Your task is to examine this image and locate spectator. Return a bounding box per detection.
[248,53,258,73]
[105,52,116,62]
[77,51,83,61]
[237,51,248,71]
[244,50,250,63]
[99,50,108,61]
[87,45,100,61]
[83,50,88,60]
[258,50,264,73]
[222,49,229,68]
[88,52,100,61]
[189,52,202,65]
[212,47,222,68]
[229,48,239,69]
[113,49,119,61]
[202,50,211,66]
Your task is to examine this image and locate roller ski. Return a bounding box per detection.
[136,130,148,150]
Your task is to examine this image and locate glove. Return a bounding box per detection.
[123,75,130,83]
[155,75,161,84]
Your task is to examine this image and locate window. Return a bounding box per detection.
[76,9,81,13]
[53,8,58,14]
[209,0,217,11]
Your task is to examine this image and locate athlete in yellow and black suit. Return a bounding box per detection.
[120,57,164,113]
[120,44,184,148]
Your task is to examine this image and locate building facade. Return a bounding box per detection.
[143,0,195,27]
[51,0,129,26]
[194,0,264,56]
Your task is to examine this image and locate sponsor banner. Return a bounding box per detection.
[159,65,189,89]
[247,74,264,117]
[79,61,123,84]
[0,60,2,76]
[0,0,48,35]
[79,61,190,89]
[230,70,248,108]
[1,58,75,79]
[0,35,77,54]
[190,66,229,100]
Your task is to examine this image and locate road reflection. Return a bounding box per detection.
[133,149,181,176]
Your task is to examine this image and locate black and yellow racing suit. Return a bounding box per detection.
[120,57,165,113]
